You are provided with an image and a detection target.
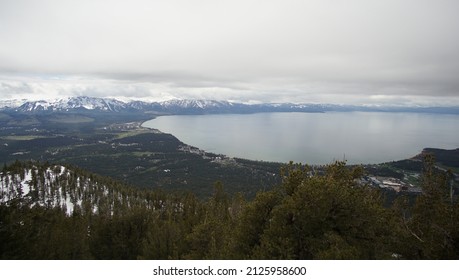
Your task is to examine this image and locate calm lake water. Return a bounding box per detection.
[142,112,459,165]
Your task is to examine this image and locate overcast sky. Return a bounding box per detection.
[1,0,459,105]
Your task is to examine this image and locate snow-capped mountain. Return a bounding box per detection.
[16,96,129,112]
[3,96,459,115]
[10,96,238,113]
[160,99,232,109]
[157,99,242,114]
[57,96,127,111]
[156,99,330,114]
[9,96,251,114]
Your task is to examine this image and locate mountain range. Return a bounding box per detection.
[1,96,459,115]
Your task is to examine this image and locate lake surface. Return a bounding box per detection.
[142,112,459,165]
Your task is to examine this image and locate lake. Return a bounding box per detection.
[142,112,459,165]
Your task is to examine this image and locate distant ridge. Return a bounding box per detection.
[416,148,459,169]
[2,96,459,115]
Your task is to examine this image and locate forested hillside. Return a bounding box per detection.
[0,111,282,198]
[1,157,458,259]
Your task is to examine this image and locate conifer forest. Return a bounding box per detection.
[1,157,458,259]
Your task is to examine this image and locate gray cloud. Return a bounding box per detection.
[0,81,33,96]
[1,0,459,105]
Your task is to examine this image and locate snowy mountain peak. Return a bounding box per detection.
[18,100,53,112]
[15,96,129,112]
[56,96,127,111]
[11,96,236,113]
[160,99,232,109]
[4,96,459,115]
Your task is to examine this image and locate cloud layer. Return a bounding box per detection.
[1,0,459,105]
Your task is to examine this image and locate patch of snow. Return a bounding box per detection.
[21,170,32,197]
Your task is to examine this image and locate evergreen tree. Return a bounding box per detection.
[185,182,232,259]
[396,154,459,259]
[252,162,397,259]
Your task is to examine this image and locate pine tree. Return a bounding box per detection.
[397,154,459,259]
[252,161,396,259]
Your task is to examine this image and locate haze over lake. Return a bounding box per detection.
[143,112,459,165]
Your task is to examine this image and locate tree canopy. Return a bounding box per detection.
[1,157,458,259]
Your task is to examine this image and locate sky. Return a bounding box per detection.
[1,0,459,106]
